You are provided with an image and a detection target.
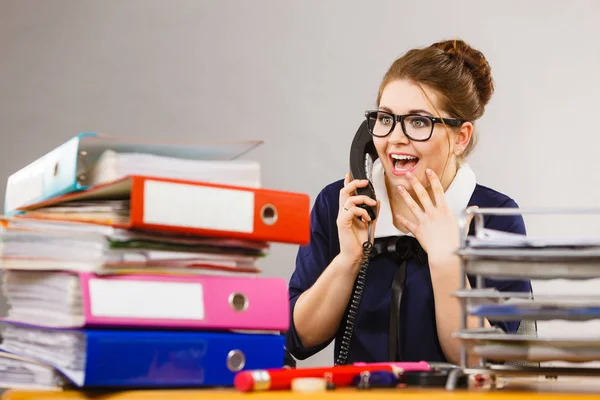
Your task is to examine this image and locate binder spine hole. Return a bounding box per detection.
[229,292,249,312]
[226,349,246,372]
[260,204,278,226]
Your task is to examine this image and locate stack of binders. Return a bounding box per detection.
[0,133,310,390]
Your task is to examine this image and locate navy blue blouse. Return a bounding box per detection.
[286,179,532,364]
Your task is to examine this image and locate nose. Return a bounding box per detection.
[387,122,410,145]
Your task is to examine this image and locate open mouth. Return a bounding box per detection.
[390,153,419,175]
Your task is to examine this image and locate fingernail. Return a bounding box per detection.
[426,169,432,176]
[406,172,413,179]
[397,186,405,193]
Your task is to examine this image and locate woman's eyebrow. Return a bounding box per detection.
[377,106,435,116]
[409,109,434,116]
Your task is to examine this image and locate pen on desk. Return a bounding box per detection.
[234,361,430,392]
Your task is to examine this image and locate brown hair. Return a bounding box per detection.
[376,39,494,160]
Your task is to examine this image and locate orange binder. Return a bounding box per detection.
[15,176,311,245]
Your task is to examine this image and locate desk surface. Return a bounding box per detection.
[6,381,600,400]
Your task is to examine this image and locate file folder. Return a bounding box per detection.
[5,133,263,215]
[0,323,285,388]
[3,270,290,331]
[16,175,311,245]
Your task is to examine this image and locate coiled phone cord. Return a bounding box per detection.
[335,222,373,366]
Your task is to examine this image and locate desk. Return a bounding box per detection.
[5,382,600,400]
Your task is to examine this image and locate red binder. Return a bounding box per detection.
[16,175,311,245]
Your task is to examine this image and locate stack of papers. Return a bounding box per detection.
[0,217,267,274]
[84,150,261,189]
[0,135,300,389]
[456,329,600,363]
[467,228,600,249]
[0,351,68,390]
[456,220,600,368]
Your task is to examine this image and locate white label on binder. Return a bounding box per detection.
[142,180,255,233]
[89,279,205,319]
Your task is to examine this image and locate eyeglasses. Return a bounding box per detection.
[364,110,465,141]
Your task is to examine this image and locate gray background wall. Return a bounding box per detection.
[1,0,600,368]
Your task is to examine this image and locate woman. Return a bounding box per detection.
[286,39,531,365]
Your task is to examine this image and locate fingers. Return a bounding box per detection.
[425,169,446,208]
[341,178,370,198]
[340,173,371,207]
[343,195,377,212]
[340,196,377,224]
[405,171,434,211]
[344,205,372,223]
[396,184,424,221]
[396,213,417,234]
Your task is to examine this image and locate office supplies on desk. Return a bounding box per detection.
[233,361,431,392]
[447,207,600,391]
[352,370,400,389]
[4,133,262,215]
[291,378,329,393]
[0,322,285,388]
[399,370,467,388]
[2,270,289,331]
[14,175,311,245]
[1,134,315,392]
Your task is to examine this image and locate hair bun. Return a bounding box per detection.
[431,39,494,107]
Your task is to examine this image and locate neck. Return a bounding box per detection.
[385,164,457,232]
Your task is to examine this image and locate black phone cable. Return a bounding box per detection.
[335,222,373,366]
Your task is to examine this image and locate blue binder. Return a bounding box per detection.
[4,133,263,215]
[0,327,284,388]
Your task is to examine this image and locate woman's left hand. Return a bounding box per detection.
[395,168,460,265]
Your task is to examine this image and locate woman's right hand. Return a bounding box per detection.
[336,173,379,267]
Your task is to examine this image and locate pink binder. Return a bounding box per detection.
[4,271,290,332]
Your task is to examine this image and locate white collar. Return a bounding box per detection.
[372,159,477,238]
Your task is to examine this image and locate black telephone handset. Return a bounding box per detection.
[335,120,378,366]
[348,120,379,221]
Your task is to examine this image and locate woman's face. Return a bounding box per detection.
[373,79,470,192]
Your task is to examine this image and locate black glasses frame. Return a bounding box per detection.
[364,110,465,141]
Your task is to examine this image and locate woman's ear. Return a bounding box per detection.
[453,121,473,156]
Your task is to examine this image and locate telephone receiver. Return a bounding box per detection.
[349,120,379,221]
[337,120,379,366]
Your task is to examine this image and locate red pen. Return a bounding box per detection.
[234,361,430,392]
